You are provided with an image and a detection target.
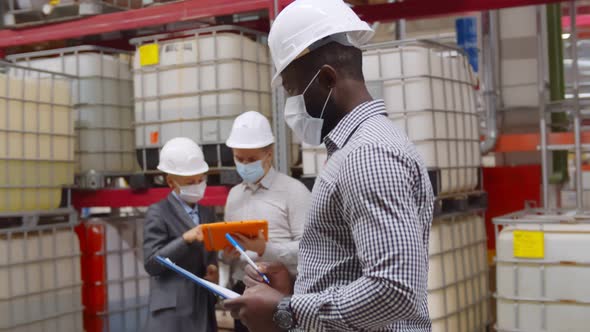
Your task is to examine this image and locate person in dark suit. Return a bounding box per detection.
[143,137,218,332]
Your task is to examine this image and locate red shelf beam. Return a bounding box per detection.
[0,0,279,48]
[353,0,568,22]
[72,186,229,209]
[493,132,590,153]
[0,0,569,49]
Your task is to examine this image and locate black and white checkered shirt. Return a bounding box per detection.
[291,100,434,331]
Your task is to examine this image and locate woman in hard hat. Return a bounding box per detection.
[224,0,434,331]
[221,111,311,332]
[143,137,218,332]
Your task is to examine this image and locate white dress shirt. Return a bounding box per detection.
[223,167,310,283]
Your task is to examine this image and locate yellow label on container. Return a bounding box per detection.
[49,0,60,5]
[139,44,159,67]
[513,230,544,259]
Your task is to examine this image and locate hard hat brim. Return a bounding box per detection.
[271,72,283,89]
[157,163,209,177]
[226,137,275,149]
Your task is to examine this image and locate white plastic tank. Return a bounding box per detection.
[97,215,149,331]
[132,26,271,171]
[0,65,75,212]
[429,214,490,332]
[9,46,136,174]
[0,213,82,332]
[301,41,481,195]
[495,210,590,332]
[499,6,540,108]
[363,41,480,194]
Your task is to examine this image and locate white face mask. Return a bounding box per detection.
[284,69,333,146]
[175,180,207,204]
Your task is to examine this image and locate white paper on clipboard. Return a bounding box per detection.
[155,256,240,299]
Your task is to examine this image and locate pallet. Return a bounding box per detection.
[299,174,488,219]
[136,143,235,173]
[0,208,78,232]
[127,168,241,191]
[428,167,483,197]
[76,170,136,190]
[434,191,488,218]
[3,1,139,28]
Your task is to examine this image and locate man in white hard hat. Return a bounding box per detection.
[143,137,219,332]
[222,111,311,332]
[225,1,434,332]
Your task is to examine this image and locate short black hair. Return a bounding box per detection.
[295,42,364,81]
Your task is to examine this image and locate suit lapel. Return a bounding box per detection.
[166,193,196,230]
[198,205,212,225]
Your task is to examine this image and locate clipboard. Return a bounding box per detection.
[201,220,268,251]
[155,256,240,299]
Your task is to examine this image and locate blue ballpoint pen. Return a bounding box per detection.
[225,233,271,285]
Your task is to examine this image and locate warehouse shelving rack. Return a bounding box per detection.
[1,1,579,332]
[490,4,590,331]
[0,0,572,208]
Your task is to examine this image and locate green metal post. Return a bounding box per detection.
[547,3,568,183]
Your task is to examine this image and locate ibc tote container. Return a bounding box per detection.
[77,213,149,332]
[131,26,272,172]
[494,210,590,332]
[9,46,136,177]
[498,6,540,108]
[302,40,481,195]
[429,214,490,332]
[0,209,82,332]
[3,0,142,27]
[0,62,75,212]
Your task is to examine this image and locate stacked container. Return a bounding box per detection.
[429,214,490,332]
[131,26,271,172]
[498,6,540,108]
[0,209,82,332]
[9,46,136,178]
[494,210,590,332]
[0,62,75,211]
[3,0,142,27]
[78,213,149,332]
[302,40,481,195]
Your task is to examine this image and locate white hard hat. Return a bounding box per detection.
[157,137,209,176]
[268,0,374,88]
[226,111,275,149]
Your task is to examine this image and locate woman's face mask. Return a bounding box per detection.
[284,69,333,146]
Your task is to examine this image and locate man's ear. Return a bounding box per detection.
[318,65,337,92]
[165,174,175,189]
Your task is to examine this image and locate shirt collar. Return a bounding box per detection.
[171,190,199,215]
[243,167,277,192]
[324,99,387,155]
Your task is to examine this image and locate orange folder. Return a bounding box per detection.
[201,220,268,251]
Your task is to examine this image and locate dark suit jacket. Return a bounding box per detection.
[143,193,217,332]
